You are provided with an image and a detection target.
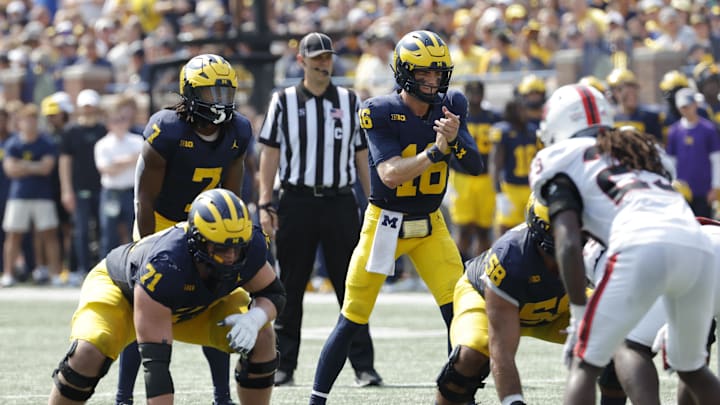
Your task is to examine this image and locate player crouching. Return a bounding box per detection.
[48,189,285,405]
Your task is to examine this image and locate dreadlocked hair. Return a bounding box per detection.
[168,100,192,123]
[595,127,666,176]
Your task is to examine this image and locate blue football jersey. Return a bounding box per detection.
[106,224,267,323]
[143,110,252,221]
[490,121,538,185]
[362,89,479,215]
[466,225,568,327]
[450,108,500,175]
[613,106,663,143]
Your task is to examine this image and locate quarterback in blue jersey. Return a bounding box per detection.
[310,30,482,405]
[121,54,253,405]
[49,189,285,405]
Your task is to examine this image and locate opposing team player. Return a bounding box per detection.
[309,30,483,405]
[48,189,285,405]
[530,84,720,404]
[435,196,624,405]
[118,54,253,405]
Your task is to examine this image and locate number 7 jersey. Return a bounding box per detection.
[529,137,698,249]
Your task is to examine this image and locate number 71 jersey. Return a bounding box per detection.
[529,137,695,248]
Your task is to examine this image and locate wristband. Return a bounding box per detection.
[501,394,525,405]
[426,144,446,163]
[258,202,276,214]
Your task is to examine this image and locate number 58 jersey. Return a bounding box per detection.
[529,137,699,249]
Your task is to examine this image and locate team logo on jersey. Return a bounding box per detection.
[390,114,407,122]
[381,215,399,229]
[529,275,541,283]
[232,140,239,149]
[184,284,196,291]
[179,139,194,148]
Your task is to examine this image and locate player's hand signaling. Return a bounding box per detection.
[433,106,459,147]
[218,307,269,355]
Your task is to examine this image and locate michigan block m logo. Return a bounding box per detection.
[381,215,398,229]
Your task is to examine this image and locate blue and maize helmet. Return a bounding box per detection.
[179,54,238,125]
[392,30,453,104]
[526,193,554,255]
[187,189,252,281]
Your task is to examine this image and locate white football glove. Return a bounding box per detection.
[496,193,512,217]
[562,304,586,369]
[218,308,268,355]
[651,323,674,373]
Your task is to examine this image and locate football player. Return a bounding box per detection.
[605,68,663,143]
[693,61,720,125]
[530,84,720,404]
[448,80,501,260]
[436,195,570,405]
[48,189,285,405]
[490,98,538,237]
[118,54,253,405]
[309,30,483,405]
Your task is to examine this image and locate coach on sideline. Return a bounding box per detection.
[258,32,381,387]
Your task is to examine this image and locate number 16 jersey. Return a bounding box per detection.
[529,137,700,249]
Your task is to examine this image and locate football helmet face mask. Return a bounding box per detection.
[392,30,453,104]
[187,189,252,282]
[537,84,613,147]
[180,54,238,125]
[526,194,554,255]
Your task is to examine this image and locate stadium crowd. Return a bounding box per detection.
[3,0,719,290]
[0,0,717,404]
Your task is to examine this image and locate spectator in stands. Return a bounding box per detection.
[1,104,61,287]
[94,96,143,256]
[652,7,697,52]
[666,88,720,218]
[354,25,396,100]
[59,89,105,285]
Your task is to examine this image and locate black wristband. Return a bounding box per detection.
[426,144,447,163]
[258,203,276,214]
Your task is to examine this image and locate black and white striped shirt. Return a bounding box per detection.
[258,82,367,188]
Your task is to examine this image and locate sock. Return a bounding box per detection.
[311,315,361,402]
[440,303,454,354]
[203,346,231,403]
[116,341,140,404]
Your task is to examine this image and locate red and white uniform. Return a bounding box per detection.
[531,137,716,371]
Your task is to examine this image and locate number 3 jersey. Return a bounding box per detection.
[466,224,568,327]
[529,137,701,250]
[105,223,267,323]
[143,109,252,222]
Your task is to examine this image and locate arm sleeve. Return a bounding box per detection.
[446,92,483,175]
[541,173,584,221]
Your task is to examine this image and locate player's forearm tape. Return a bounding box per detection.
[501,394,526,405]
[251,277,286,315]
[138,342,174,398]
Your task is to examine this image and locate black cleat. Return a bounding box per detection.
[354,369,383,387]
[274,370,294,386]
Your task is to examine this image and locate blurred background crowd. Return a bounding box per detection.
[1,0,720,290]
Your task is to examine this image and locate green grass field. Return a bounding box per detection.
[0,287,688,404]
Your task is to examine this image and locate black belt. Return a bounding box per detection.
[282,184,353,198]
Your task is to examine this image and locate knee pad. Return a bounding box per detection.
[436,346,488,404]
[235,351,279,389]
[52,340,113,401]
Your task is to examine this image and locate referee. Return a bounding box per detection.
[258,32,381,387]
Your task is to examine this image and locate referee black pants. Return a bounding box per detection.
[274,189,375,373]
